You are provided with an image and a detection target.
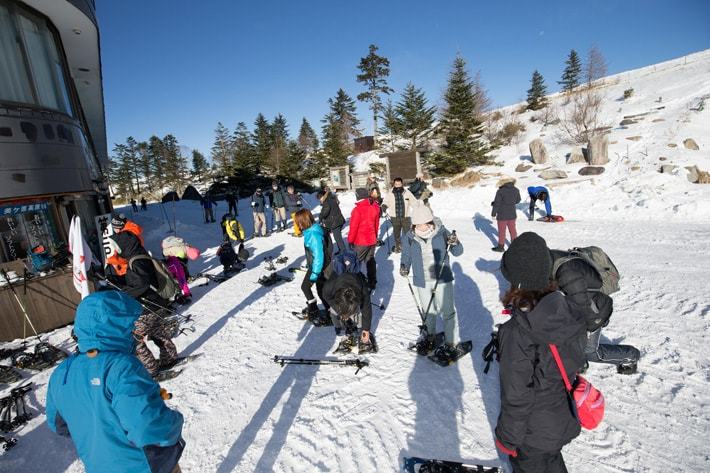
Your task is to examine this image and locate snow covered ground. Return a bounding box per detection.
[2,51,710,472]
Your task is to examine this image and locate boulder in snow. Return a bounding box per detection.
[528,139,548,164]
[567,148,586,164]
[450,170,482,188]
[431,177,449,189]
[667,143,678,148]
[578,166,605,176]
[515,163,532,172]
[659,165,678,174]
[619,119,636,126]
[587,135,609,165]
[683,138,700,150]
[626,136,642,141]
[538,169,568,180]
[685,166,710,184]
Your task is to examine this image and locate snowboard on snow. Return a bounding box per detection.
[536,215,564,222]
[427,341,473,367]
[403,456,504,473]
[408,332,446,355]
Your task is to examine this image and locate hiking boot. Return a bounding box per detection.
[491,245,504,252]
[617,361,637,375]
[433,343,458,363]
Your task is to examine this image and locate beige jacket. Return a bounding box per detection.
[383,187,417,218]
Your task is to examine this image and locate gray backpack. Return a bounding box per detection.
[552,246,620,295]
[129,255,180,301]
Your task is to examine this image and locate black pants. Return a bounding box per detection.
[585,327,640,365]
[301,270,329,309]
[331,225,346,253]
[353,244,377,285]
[391,216,410,247]
[228,202,237,215]
[510,448,568,473]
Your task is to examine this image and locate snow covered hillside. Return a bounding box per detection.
[2,52,710,473]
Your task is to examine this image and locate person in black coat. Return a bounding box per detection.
[491,176,521,252]
[317,188,346,253]
[497,232,587,472]
[323,271,375,354]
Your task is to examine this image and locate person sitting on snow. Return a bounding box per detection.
[46,291,185,473]
[323,260,377,354]
[527,186,552,221]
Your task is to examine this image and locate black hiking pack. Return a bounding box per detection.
[552,246,620,295]
[129,255,181,301]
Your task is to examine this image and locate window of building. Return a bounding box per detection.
[0,1,74,116]
[0,200,61,266]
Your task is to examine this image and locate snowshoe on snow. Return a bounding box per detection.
[617,361,638,375]
[428,341,473,367]
[264,257,276,271]
[409,331,445,356]
[403,456,503,473]
[358,333,378,354]
[1,435,17,451]
[275,256,289,264]
[161,353,203,371]
[154,368,183,382]
[0,366,22,385]
[258,273,293,286]
[10,342,66,372]
[334,335,357,354]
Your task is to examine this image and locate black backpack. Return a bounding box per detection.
[552,246,620,295]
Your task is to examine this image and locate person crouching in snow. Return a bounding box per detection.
[216,240,246,274]
[221,213,245,243]
[400,203,463,361]
[527,186,552,221]
[495,232,587,472]
[491,176,521,252]
[295,209,331,320]
[324,257,377,354]
[46,291,185,473]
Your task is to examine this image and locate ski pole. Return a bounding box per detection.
[1,270,40,340]
[383,214,392,255]
[273,355,369,375]
[422,230,456,321]
[371,301,386,310]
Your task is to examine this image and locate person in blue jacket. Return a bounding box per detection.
[294,209,331,319]
[46,291,185,473]
[527,186,552,221]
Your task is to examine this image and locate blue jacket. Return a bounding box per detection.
[284,192,302,214]
[46,291,184,473]
[527,186,552,216]
[400,219,463,288]
[303,224,326,281]
[251,192,266,212]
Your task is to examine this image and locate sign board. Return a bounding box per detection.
[94,213,113,265]
[329,166,350,190]
[382,151,421,184]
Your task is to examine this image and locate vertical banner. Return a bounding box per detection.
[68,216,93,299]
[95,213,113,265]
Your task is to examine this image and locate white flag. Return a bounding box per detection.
[68,216,94,299]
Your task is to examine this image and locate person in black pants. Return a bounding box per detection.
[225,191,238,216]
[382,177,416,253]
[317,188,346,254]
[295,209,331,319]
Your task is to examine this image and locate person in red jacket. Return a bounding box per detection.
[348,187,380,289]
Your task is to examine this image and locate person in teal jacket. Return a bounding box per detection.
[46,291,185,473]
[294,208,331,319]
[527,186,552,220]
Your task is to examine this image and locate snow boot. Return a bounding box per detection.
[432,343,458,364]
[617,361,637,375]
[491,245,504,252]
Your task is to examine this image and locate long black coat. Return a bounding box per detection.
[323,273,372,331]
[110,231,155,299]
[491,182,521,221]
[550,250,614,331]
[319,193,345,230]
[495,291,587,454]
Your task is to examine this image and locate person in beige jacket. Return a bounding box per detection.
[382,177,416,253]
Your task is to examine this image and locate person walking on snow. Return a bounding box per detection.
[527,186,551,221]
[400,203,463,362]
[225,191,238,216]
[382,177,416,253]
[348,188,380,290]
[317,188,346,254]
[491,176,521,252]
[268,181,288,232]
[324,266,376,354]
[130,198,138,212]
[140,197,147,211]
[295,209,331,320]
[202,193,217,223]
[495,232,587,472]
[46,291,185,473]
[284,185,303,235]
[251,188,267,237]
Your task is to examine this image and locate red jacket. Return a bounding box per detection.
[348,199,380,246]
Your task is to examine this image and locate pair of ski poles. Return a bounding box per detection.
[1,269,40,342]
[273,355,369,375]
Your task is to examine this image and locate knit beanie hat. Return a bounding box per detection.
[500,232,552,290]
[355,188,369,200]
[111,213,127,230]
[410,202,434,225]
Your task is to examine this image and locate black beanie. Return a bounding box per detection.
[111,213,127,229]
[355,188,369,200]
[500,232,552,291]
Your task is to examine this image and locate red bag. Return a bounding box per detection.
[549,344,605,430]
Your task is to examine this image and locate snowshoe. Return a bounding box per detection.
[154,368,183,382]
[409,332,445,356]
[258,273,293,286]
[290,310,309,321]
[33,342,67,365]
[275,256,289,264]
[160,353,203,371]
[264,257,276,271]
[0,366,22,385]
[358,333,378,354]
[428,341,473,367]
[617,361,637,375]
[310,310,333,327]
[0,347,26,361]
[403,456,503,473]
[334,335,357,354]
[1,436,17,452]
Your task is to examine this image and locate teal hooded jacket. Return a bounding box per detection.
[46,291,184,473]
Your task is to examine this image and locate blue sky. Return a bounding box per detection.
[98,0,710,160]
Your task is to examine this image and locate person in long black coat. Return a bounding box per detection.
[318,188,346,253]
[496,232,587,473]
[491,176,521,252]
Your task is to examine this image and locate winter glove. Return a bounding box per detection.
[399,266,409,277]
[381,204,388,213]
[309,272,319,282]
[447,232,459,246]
[495,438,518,458]
[251,202,256,207]
[297,200,302,206]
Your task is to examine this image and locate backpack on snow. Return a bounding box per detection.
[128,255,181,301]
[552,246,620,295]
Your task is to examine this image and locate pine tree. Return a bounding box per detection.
[430,55,488,175]
[281,140,305,178]
[252,113,272,175]
[147,135,167,190]
[356,44,394,145]
[526,70,548,111]
[124,136,142,194]
[269,114,289,176]
[191,149,209,183]
[136,141,152,191]
[395,82,436,150]
[378,100,401,152]
[110,142,134,200]
[321,112,349,168]
[297,118,319,154]
[162,134,187,192]
[211,122,233,176]
[328,89,361,143]
[558,49,582,92]
[231,122,255,173]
